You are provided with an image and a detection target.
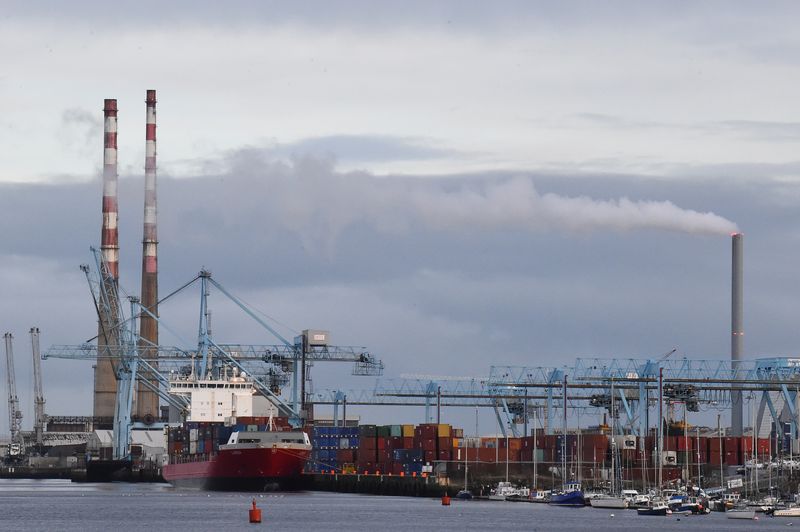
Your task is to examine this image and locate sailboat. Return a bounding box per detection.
[591,378,627,509]
[549,374,586,508]
[457,436,472,499]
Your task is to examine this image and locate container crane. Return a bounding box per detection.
[29,328,47,448]
[3,333,23,457]
[83,247,140,460]
[45,267,384,431]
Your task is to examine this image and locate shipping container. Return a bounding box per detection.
[359,425,377,438]
[402,425,415,438]
[437,424,452,438]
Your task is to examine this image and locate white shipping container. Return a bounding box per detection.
[189,441,197,454]
[189,428,198,441]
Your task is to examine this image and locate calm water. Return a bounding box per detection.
[0,479,792,531]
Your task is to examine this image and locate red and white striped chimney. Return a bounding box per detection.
[143,90,158,274]
[137,89,160,420]
[101,99,119,279]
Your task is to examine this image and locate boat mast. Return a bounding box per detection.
[657,367,663,495]
[696,427,701,490]
[563,373,568,486]
[533,407,538,488]
[611,377,616,496]
[718,413,724,494]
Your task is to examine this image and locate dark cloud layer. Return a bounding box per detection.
[1,149,799,430]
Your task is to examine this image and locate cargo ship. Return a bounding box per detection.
[161,369,311,490]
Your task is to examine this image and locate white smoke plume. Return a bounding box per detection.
[224,156,738,248]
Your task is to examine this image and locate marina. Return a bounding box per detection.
[4,479,800,531]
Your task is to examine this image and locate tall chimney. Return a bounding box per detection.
[731,233,744,436]
[93,99,120,423]
[101,99,119,279]
[137,89,159,421]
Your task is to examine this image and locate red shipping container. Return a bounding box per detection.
[757,438,771,455]
[424,450,436,463]
[438,450,451,461]
[677,436,691,451]
[337,449,355,463]
[724,451,740,466]
[723,437,741,455]
[543,435,559,450]
[508,449,521,462]
[403,437,414,449]
[359,437,377,451]
[741,438,753,453]
[421,438,437,451]
[388,437,403,450]
[520,449,533,462]
[377,438,386,450]
[708,437,722,452]
[438,437,452,450]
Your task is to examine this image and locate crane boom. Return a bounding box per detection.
[3,333,22,443]
[30,328,47,446]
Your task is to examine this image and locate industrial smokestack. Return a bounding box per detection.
[94,99,120,423]
[137,89,159,421]
[100,99,119,279]
[731,233,744,436]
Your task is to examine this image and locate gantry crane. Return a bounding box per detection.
[44,264,385,434]
[29,328,47,448]
[3,333,23,458]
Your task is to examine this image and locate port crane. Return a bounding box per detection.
[45,263,384,438]
[29,328,47,448]
[3,333,23,458]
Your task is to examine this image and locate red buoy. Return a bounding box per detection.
[249,499,262,523]
[441,494,451,506]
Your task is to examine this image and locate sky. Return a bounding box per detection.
[1,1,800,435]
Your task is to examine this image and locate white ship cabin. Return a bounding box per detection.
[169,367,278,423]
[226,432,310,446]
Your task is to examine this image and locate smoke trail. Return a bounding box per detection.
[243,158,739,246]
[408,177,738,235]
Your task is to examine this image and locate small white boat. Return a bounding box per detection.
[774,507,800,517]
[489,481,522,501]
[726,509,756,520]
[590,495,627,509]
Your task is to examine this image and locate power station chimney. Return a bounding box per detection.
[137,89,159,422]
[731,233,744,436]
[93,99,120,424]
[101,99,120,279]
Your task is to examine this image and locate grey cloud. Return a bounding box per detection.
[713,120,800,142]
[571,114,800,143]
[278,135,458,164]
[2,151,800,432]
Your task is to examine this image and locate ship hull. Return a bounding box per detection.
[162,446,311,491]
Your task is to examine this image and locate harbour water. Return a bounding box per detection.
[0,479,791,531]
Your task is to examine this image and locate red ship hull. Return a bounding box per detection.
[162,446,311,491]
